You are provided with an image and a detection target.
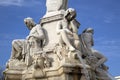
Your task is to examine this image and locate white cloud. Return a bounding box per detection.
[0,0,42,7]
[104,19,111,23]
[0,0,24,6]
[95,37,119,45]
[0,33,24,40]
[94,37,120,57]
[103,14,116,24]
[0,33,25,47]
[103,16,112,23]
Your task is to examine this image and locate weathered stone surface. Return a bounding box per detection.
[46,0,68,12]
[4,1,116,80]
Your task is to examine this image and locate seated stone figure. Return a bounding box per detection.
[56,8,80,51]
[11,39,27,61]
[11,17,45,62]
[80,28,112,80]
[27,21,45,56]
[10,17,36,61]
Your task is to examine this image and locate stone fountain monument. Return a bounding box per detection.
[4,0,116,80]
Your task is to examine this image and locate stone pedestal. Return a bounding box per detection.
[41,11,65,50]
[24,66,82,80]
[4,69,23,80]
[4,62,82,80]
[46,0,68,12]
[4,48,84,80]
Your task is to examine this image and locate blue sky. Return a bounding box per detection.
[0,0,120,76]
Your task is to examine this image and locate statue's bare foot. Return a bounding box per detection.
[69,46,75,51]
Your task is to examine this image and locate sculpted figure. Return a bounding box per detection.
[25,17,46,66]
[11,17,45,61]
[56,8,80,51]
[46,0,68,12]
[10,17,35,61]
[34,54,45,69]
[32,53,46,78]
[80,28,111,80]
[11,39,27,61]
[26,20,45,54]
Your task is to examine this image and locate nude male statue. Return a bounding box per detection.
[56,8,80,51]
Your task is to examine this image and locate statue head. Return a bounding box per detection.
[64,8,76,21]
[24,17,36,30]
[83,28,94,34]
